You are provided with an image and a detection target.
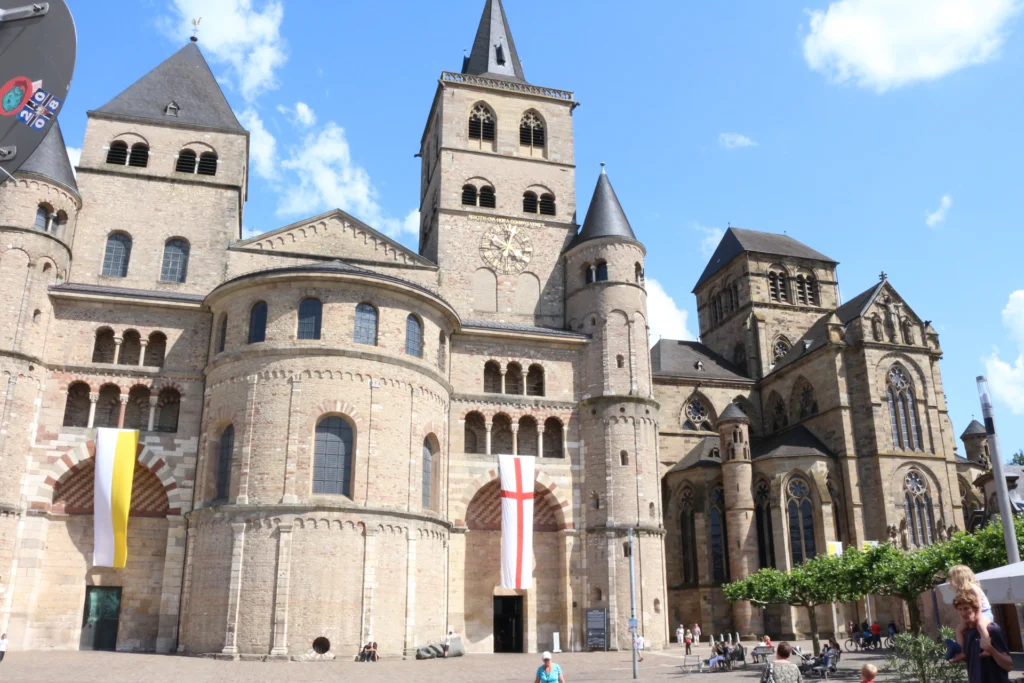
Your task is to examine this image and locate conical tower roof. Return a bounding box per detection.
[462,0,526,83]
[95,40,244,133]
[961,419,986,439]
[570,167,637,248]
[719,403,749,423]
[19,122,78,195]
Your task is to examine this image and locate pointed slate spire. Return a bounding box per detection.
[19,121,78,195]
[961,419,986,439]
[719,403,749,423]
[95,41,244,133]
[572,165,637,248]
[462,0,526,83]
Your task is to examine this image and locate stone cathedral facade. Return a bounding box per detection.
[0,0,991,658]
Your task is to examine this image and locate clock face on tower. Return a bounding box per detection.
[479,224,533,274]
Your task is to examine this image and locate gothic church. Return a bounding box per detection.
[0,0,990,657]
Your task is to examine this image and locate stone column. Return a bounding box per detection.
[485,421,492,456]
[281,377,302,504]
[511,424,519,456]
[237,375,258,504]
[112,336,123,365]
[147,395,158,431]
[117,394,128,428]
[500,368,506,395]
[626,320,637,396]
[404,529,417,653]
[87,392,98,428]
[221,522,247,655]
[537,425,545,459]
[155,515,186,652]
[589,264,597,281]
[361,527,378,644]
[138,339,148,367]
[562,427,568,460]
[270,523,294,657]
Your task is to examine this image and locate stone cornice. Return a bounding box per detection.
[186,502,455,530]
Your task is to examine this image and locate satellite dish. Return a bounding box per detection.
[0,0,76,179]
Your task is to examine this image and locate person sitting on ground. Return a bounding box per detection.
[760,642,803,683]
[370,641,379,662]
[359,642,374,662]
[862,663,878,683]
[954,591,1011,683]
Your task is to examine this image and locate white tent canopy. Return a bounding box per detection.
[937,561,1024,604]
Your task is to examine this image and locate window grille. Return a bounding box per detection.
[297,298,322,340]
[522,191,538,213]
[519,111,545,148]
[462,184,478,206]
[539,193,556,216]
[468,104,495,141]
[313,416,353,496]
[787,477,816,565]
[353,303,378,345]
[101,233,132,277]
[160,239,189,283]
[405,314,423,357]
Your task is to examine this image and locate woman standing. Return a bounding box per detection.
[535,651,565,683]
[685,629,693,654]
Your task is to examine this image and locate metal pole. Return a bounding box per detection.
[629,527,638,680]
[977,376,1021,564]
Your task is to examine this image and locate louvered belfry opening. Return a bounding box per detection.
[522,191,538,213]
[469,104,495,142]
[479,186,496,208]
[106,141,129,165]
[197,152,218,176]
[175,149,197,173]
[539,193,556,216]
[520,111,545,148]
[462,184,478,206]
[128,144,149,168]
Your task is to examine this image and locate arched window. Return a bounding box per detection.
[92,328,116,363]
[94,385,121,429]
[635,263,644,286]
[313,416,354,496]
[710,485,729,583]
[437,332,447,370]
[483,361,502,393]
[679,486,698,584]
[887,365,922,451]
[772,337,791,364]
[827,478,843,543]
[522,191,538,213]
[51,210,67,236]
[155,387,181,433]
[145,331,166,366]
[297,298,323,340]
[543,418,564,458]
[796,273,818,305]
[248,301,267,344]
[175,149,197,173]
[768,269,789,303]
[539,193,556,216]
[216,425,234,501]
[405,314,423,357]
[106,141,129,165]
[620,450,629,466]
[769,391,787,432]
[197,152,218,176]
[128,143,149,168]
[124,385,149,430]
[683,398,712,431]
[518,416,538,456]
[422,437,436,509]
[119,330,142,365]
[353,303,378,345]
[215,314,228,353]
[796,381,818,420]
[787,476,816,565]
[733,342,747,374]
[468,104,495,142]
[505,362,523,394]
[62,382,91,427]
[160,239,189,283]
[904,470,935,547]
[519,111,545,149]
[595,261,609,281]
[462,184,478,206]
[584,264,595,285]
[34,204,51,231]
[464,412,486,454]
[101,233,132,277]
[755,479,776,569]
[526,364,544,396]
[478,185,496,208]
[616,355,625,369]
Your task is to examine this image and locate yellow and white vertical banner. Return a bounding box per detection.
[93,428,138,568]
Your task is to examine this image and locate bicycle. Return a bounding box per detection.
[843,638,861,652]
[883,635,896,649]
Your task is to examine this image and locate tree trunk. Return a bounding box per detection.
[807,604,821,656]
[906,595,923,634]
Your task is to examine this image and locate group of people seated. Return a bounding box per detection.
[358,641,379,662]
[705,641,744,671]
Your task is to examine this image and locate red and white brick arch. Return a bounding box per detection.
[451,467,571,530]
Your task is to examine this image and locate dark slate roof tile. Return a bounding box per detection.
[693,227,836,291]
[752,425,835,461]
[462,319,588,339]
[19,122,77,194]
[462,0,526,83]
[568,169,637,249]
[668,436,722,473]
[961,419,986,438]
[651,339,751,382]
[49,282,205,303]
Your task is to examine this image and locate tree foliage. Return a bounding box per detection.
[1011,450,1024,467]
[885,627,966,683]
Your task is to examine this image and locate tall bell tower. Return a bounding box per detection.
[417,0,577,328]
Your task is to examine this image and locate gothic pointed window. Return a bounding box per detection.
[733,342,747,375]
[101,233,131,277]
[683,398,712,431]
[886,365,923,451]
[679,486,698,584]
[468,104,495,142]
[787,476,816,565]
[710,485,730,583]
[903,470,935,547]
[769,392,788,432]
[827,478,843,543]
[755,479,776,569]
[959,479,973,530]
[773,337,791,364]
[797,382,818,420]
[519,111,545,149]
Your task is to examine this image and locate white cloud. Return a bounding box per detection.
[926,194,952,227]
[985,290,1024,414]
[719,132,757,149]
[161,0,287,101]
[277,101,316,127]
[65,146,80,177]
[802,0,1022,92]
[645,278,695,345]
[694,224,725,258]
[238,108,277,180]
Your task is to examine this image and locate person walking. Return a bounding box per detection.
[634,632,645,663]
[685,628,693,655]
[535,651,565,683]
[693,623,702,646]
[0,633,6,664]
[677,623,686,648]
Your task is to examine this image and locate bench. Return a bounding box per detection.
[677,655,702,674]
[751,646,773,663]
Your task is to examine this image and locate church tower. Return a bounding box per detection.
[565,169,667,649]
[418,0,577,327]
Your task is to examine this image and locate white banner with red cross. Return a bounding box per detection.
[499,454,535,590]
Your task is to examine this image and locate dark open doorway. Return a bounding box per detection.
[80,586,121,651]
[493,595,523,653]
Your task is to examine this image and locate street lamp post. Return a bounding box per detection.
[977,376,1021,564]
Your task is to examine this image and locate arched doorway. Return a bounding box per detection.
[461,479,565,653]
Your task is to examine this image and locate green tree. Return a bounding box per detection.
[849,543,946,634]
[723,552,858,655]
[1011,450,1024,467]
[885,627,966,683]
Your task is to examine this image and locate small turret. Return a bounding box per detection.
[961,420,990,468]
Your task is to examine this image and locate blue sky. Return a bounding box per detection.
[61,0,1024,457]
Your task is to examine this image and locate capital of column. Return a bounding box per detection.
[230,521,247,536]
[140,339,149,347]
[88,392,99,403]
[118,394,130,405]
[499,368,507,376]
[537,425,546,434]
[484,422,492,432]
[113,337,123,345]
[148,395,159,406]
[510,424,520,434]
[278,523,294,535]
